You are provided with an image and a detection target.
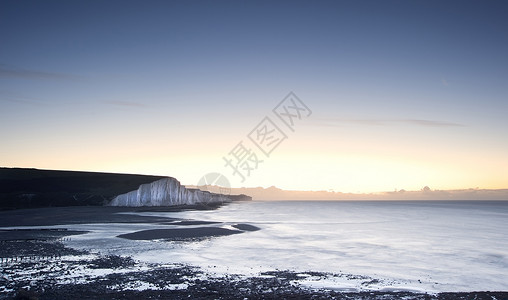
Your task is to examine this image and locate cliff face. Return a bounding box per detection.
[108,177,249,207]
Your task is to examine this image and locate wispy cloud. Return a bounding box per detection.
[104,100,147,108]
[0,90,46,106]
[441,78,449,86]
[0,64,81,80]
[315,118,465,128]
[402,119,463,127]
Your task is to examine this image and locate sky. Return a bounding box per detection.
[1,0,507,193]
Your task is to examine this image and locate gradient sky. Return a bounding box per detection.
[1,0,507,193]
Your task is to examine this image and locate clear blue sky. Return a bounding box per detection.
[1,0,507,192]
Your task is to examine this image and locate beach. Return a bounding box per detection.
[1,203,507,299]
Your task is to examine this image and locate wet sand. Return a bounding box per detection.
[0,228,88,241]
[0,206,194,227]
[117,227,243,240]
[0,206,260,242]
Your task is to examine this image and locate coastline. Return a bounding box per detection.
[1,205,507,299]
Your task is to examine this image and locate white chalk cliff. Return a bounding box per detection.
[108,177,231,207]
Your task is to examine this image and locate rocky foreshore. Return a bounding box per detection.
[1,240,507,300]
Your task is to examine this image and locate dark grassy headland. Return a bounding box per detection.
[0,167,251,210]
[0,167,168,209]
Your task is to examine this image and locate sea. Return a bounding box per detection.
[65,200,508,293]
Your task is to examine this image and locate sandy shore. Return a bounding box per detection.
[0,206,214,227]
[1,206,507,299]
[0,206,261,242]
[117,227,244,240]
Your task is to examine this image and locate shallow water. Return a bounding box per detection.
[66,201,508,292]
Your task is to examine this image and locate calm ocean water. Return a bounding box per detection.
[67,200,508,292]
